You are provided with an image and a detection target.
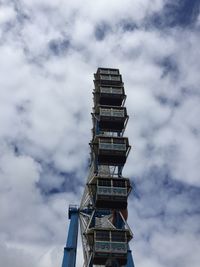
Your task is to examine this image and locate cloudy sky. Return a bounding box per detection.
[0,0,200,266]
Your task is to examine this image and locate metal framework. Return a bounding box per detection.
[62,68,135,267]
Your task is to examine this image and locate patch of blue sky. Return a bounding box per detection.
[159,56,179,79]
[136,165,200,218]
[150,0,200,28]
[119,19,138,32]
[36,161,82,196]
[1,20,16,35]
[48,38,70,56]
[94,19,138,40]
[6,138,28,157]
[156,95,180,108]
[191,126,200,137]
[15,7,29,25]
[94,22,111,41]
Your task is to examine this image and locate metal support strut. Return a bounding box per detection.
[126,245,135,267]
[62,205,79,267]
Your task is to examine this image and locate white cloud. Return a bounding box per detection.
[0,5,16,24]
[0,0,199,267]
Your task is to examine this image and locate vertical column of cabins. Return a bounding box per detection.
[86,68,133,266]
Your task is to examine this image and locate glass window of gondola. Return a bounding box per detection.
[100,86,123,94]
[113,180,126,188]
[99,69,119,75]
[99,138,111,143]
[111,231,126,242]
[98,179,111,187]
[96,231,110,241]
[113,138,126,144]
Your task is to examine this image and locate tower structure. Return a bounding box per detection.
[62,68,135,267]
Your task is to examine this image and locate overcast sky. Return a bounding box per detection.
[0,0,200,267]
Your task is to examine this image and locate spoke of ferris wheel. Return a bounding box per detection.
[79,215,90,263]
[97,214,116,229]
[106,215,117,229]
[85,209,95,232]
[80,188,87,208]
[80,186,91,208]
[79,213,89,229]
[80,193,91,209]
[119,210,134,236]
[79,211,91,219]
[111,165,116,176]
[86,254,92,267]
[79,214,90,230]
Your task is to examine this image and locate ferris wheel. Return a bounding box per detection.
[61,68,135,267]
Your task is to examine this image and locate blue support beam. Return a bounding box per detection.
[126,245,135,267]
[62,205,79,267]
